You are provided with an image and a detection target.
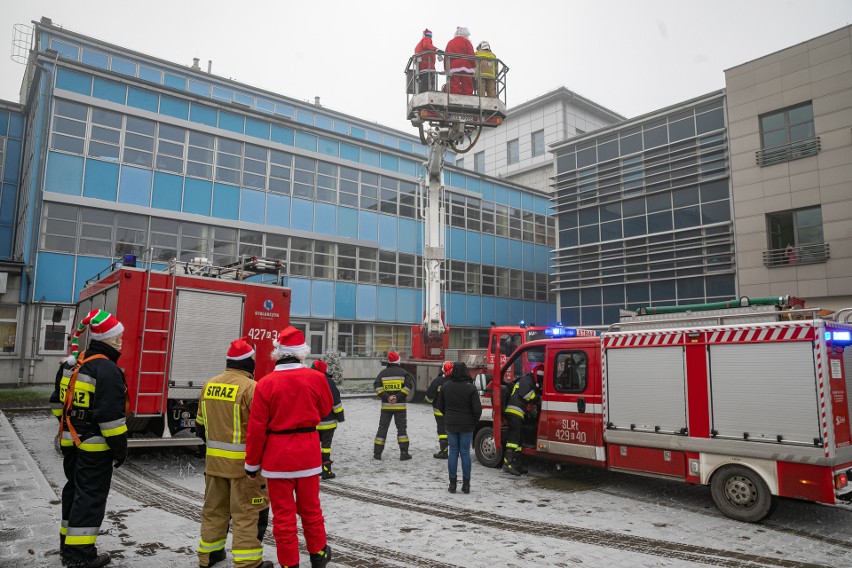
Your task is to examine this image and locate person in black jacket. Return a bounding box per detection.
[436,362,482,494]
[373,351,415,460]
[425,361,453,459]
[49,309,128,568]
[312,359,345,479]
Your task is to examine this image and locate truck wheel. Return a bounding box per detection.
[474,426,503,468]
[710,465,776,522]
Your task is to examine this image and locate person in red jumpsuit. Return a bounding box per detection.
[245,327,334,568]
[445,26,476,95]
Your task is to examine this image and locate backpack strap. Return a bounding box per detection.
[58,352,109,447]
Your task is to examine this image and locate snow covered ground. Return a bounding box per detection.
[12,396,852,568]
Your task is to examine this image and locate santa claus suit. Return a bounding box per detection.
[414,29,438,92]
[245,361,333,567]
[445,27,476,95]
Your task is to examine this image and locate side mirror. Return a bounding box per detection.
[474,373,489,394]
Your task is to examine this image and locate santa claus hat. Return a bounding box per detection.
[387,351,401,364]
[533,364,545,376]
[423,28,432,37]
[455,26,470,38]
[67,309,124,365]
[273,326,307,351]
[227,337,255,361]
[442,361,454,375]
[312,360,328,375]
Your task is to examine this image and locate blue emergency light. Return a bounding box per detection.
[545,326,578,338]
[826,330,852,345]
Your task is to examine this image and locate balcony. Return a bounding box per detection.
[755,137,820,167]
[763,242,830,268]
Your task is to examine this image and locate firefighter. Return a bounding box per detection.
[425,361,453,459]
[475,40,497,97]
[245,326,333,568]
[373,351,415,460]
[503,363,543,476]
[312,359,345,480]
[196,337,272,568]
[50,309,128,568]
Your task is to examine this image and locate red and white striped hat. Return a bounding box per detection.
[387,351,401,364]
[227,337,255,360]
[67,309,124,364]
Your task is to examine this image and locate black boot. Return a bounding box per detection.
[310,544,332,568]
[373,445,383,460]
[448,477,457,493]
[400,451,412,461]
[256,563,273,568]
[516,456,529,475]
[321,460,336,480]
[203,548,226,568]
[66,554,111,568]
[433,439,448,459]
[462,478,470,494]
[503,451,522,477]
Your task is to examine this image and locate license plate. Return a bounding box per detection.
[180,418,196,428]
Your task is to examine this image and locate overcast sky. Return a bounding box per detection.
[1,1,851,134]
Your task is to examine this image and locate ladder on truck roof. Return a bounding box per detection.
[610,295,818,332]
[169,256,285,284]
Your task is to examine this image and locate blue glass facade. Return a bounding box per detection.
[17,23,556,357]
[0,105,25,258]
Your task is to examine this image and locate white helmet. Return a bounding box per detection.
[477,41,491,51]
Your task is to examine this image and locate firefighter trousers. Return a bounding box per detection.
[374,410,409,454]
[199,474,269,568]
[433,413,447,450]
[504,414,524,451]
[60,446,113,565]
[319,427,336,462]
[267,475,327,567]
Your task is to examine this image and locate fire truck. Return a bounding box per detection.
[474,296,852,522]
[73,256,290,447]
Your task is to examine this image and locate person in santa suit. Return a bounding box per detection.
[445,26,476,95]
[414,28,442,92]
[244,327,334,568]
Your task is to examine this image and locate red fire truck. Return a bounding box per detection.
[474,297,852,521]
[73,257,290,447]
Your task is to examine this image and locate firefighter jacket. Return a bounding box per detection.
[50,341,128,455]
[414,35,438,71]
[505,372,539,420]
[196,367,258,478]
[436,375,482,433]
[245,363,333,478]
[374,364,415,412]
[425,371,449,415]
[317,373,345,431]
[445,35,476,75]
[475,49,496,78]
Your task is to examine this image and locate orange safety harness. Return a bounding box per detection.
[59,352,107,447]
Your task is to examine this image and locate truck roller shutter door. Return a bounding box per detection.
[606,346,686,434]
[709,342,819,445]
[169,290,244,389]
[104,285,119,317]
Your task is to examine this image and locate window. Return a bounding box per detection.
[150,217,178,261]
[507,138,519,165]
[243,144,268,190]
[554,351,587,393]
[0,305,19,354]
[269,150,292,195]
[289,237,312,277]
[339,167,359,207]
[89,108,122,161]
[40,306,73,353]
[337,244,357,281]
[766,206,826,266]
[474,151,485,173]
[52,100,88,154]
[758,102,817,165]
[187,131,214,179]
[41,203,78,252]
[216,138,242,185]
[79,209,114,256]
[115,212,148,257]
[124,117,155,168]
[531,130,545,158]
[156,123,185,174]
[316,161,337,203]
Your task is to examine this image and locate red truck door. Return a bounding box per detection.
[537,342,605,465]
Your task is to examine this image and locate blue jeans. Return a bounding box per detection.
[447,431,473,480]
